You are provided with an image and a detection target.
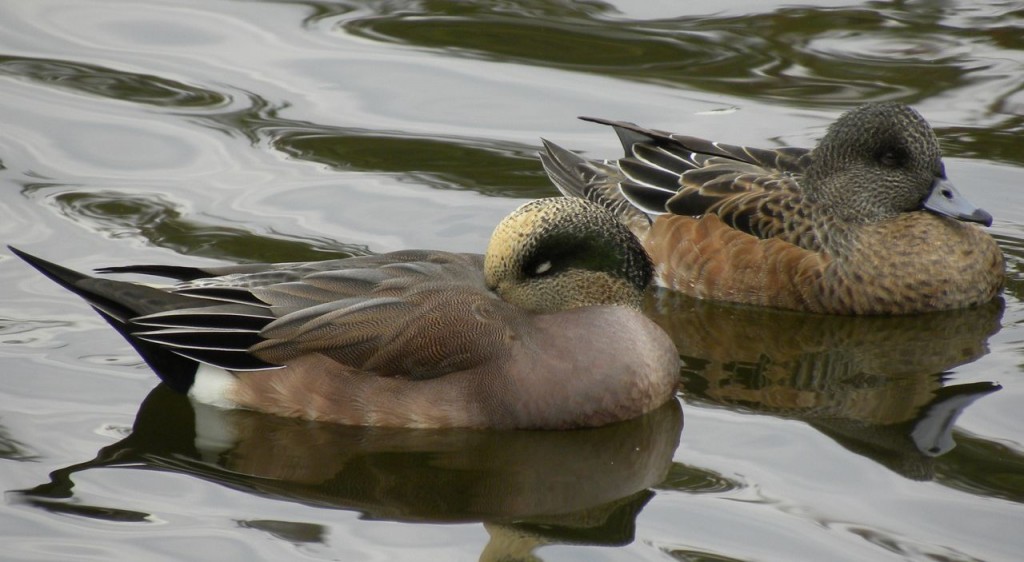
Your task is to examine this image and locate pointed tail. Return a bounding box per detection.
[9,246,205,393]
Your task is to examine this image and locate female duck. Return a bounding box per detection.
[541,103,1004,315]
[11,198,678,429]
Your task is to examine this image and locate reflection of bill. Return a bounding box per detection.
[13,386,682,556]
[647,290,1003,479]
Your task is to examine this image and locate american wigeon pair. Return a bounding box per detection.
[10,198,678,430]
[13,103,1006,431]
[541,102,1005,315]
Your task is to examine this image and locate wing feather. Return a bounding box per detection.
[566,118,821,249]
[102,251,510,379]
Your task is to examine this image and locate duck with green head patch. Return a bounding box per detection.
[10,197,678,429]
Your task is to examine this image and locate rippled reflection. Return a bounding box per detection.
[648,291,1005,482]
[0,55,229,108]
[331,0,1024,165]
[997,233,1024,302]
[935,429,1024,503]
[13,386,682,557]
[270,125,551,196]
[0,49,554,199]
[0,423,37,462]
[657,462,738,495]
[23,187,367,263]
[335,2,993,103]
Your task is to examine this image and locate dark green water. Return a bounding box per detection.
[1,1,1022,560]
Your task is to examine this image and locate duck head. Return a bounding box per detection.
[807,102,992,227]
[485,197,653,313]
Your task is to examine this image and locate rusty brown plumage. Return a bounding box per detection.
[541,103,1005,315]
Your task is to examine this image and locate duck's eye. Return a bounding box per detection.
[522,237,616,280]
[877,147,907,167]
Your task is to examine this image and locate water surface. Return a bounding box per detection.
[1,1,1023,561]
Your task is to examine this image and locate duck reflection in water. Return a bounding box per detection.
[647,291,1003,480]
[11,386,683,560]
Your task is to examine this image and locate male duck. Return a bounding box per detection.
[540,102,1005,315]
[10,198,678,429]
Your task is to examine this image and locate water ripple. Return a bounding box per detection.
[268,125,553,197]
[656,462,741,494]
[32,188,368,263]
[935,429,1024,503]
[334,1,1024,116]
[0,55,229,109]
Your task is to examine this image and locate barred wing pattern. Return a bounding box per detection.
[581,117,826,252]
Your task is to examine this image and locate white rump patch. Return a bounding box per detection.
[189,364,239,409]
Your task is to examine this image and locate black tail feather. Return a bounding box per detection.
[96,264,214,281]
[91,307,201,394]
[8,246,210,393]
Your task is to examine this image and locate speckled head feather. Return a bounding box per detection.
[485,197,654,312]
[808,103,946,223]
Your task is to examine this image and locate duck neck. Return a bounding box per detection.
[805,166,897,226]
